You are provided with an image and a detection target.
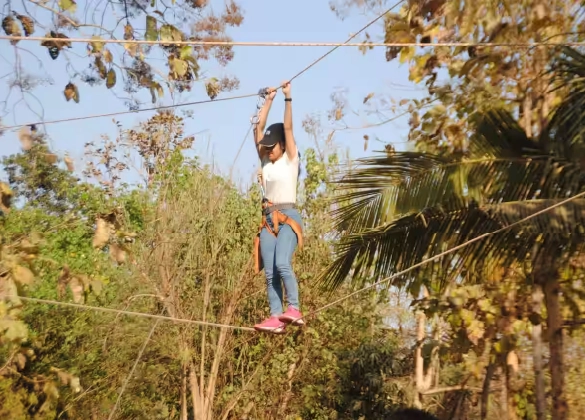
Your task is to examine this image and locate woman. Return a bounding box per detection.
[252,80,304,334]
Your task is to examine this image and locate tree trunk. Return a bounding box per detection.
[544,277,568,420]
[505,354,519,420]
[190,362,205,420]
[499,366,508,420]
[413,298,425,409]
[480,361,496,419]
[531,283,546,420]
[181,363,188,420]
[414,286,433,408]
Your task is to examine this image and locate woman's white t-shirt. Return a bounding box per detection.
[261,152,299,204]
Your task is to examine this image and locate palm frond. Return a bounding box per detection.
[320,81,585,293]
[485,199,585,237]
[543,46,585,160]
[329,152,582,236]
[329,153,456,235]
[329,108,562,236]
[318,197,585,292]
[319,198,511,292]
[470,108,542,157]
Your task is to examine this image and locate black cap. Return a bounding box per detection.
[258,122,284,147]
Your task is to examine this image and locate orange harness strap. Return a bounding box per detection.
[253,202,303,274]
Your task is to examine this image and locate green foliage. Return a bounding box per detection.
[316,22,585,414]
[3,142,79,213]
[331,0,585,156]
[0,105,413,419]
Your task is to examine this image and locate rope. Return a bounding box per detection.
[3,5,411,335]
[2,36,585,49]
[16,296,257,331]
[1,93,257,130]
[229,124,253,178]
[1,1,402,131]
[6,1,583,334]
[9,190,585,332]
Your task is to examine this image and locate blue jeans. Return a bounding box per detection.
[259,208,303,316]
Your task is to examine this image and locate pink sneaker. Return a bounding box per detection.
[278,307,305,326]
[254,316,286,334]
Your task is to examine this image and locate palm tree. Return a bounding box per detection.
[317,46,585,420]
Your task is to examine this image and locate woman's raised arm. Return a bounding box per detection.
[253,88,276,159]
[281,81,297,161]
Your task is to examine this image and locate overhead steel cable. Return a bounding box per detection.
[2,1,403,130]
[2,36,585,49]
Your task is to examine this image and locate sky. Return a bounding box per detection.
[0,0,425,190]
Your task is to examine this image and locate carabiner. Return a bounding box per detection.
[258,87,269,98]
[251,87,270,125]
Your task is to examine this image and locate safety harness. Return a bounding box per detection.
[253,200,304,274]
[250,87,304,274]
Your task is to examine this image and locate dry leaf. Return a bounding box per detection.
[68,276,85,303]
[106,69,116,89]
[145,15,158,41]
[18,127,33,150]
[44,153,58,164]
[18,238,39,254]
[15,353,26,370]
[0,181,13,214]
[534,4,546,20]
[64,82,80,103]
[409,111,420,128]
[109,243,127,264]
[51,366,74,387]
[124,42,138,57]
[2,16,22,45]
[57,265,70,298]
[363,134,369,151]
[363,92,374,104]
[506,350,519,373]
[64,156,74,172]
[385,143,396,155]
[103,49,113,63]
[334,108,343,121]
[92,217,110,249]
[89,35,104,53]
[205,78,220,100]
[94,57,107,79]
[13,265,34,285]
[399,99,409,106]
[90,279,103,296]
[160,24,183,44]
[124,24,134,40]
[58,0,77,12]
[326,130,335,146]
[15,14,34,37]
[169,56,188,78]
